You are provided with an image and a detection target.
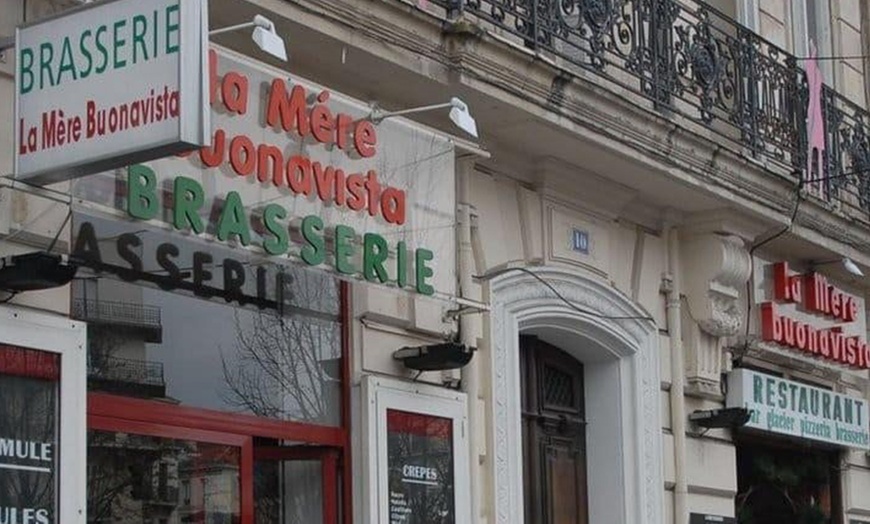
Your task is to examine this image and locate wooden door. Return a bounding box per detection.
[520,335,588,524]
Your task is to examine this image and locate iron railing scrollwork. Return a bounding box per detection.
[419,0,870,221]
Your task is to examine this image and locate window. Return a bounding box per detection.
[792,0,834,80]
[520,335,588,524]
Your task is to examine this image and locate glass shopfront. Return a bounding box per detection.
[72,209,349,524]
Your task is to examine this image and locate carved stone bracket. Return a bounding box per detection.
[681,232,751,398]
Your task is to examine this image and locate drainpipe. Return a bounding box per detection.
[665,223,688,524]
[457,156,481,524]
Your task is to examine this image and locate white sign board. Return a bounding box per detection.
[727,368,870,449]
[14,0,209,184]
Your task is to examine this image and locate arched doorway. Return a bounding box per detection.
[487,267,663,524]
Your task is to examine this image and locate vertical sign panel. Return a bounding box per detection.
[0,346,60,524]
[387,410,455,524]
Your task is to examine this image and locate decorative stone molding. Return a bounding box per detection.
[681,233,751,398]
[487,266,663,524]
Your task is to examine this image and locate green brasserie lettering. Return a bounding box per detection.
[19,3,182,95]
[119,161,438,295]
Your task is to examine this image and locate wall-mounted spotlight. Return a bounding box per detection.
[210,14,288,62]
[0,252,78,293]
[393,342,475,371]
[369,97,479,138]
[689,408,751,429]
[811,257,864,277]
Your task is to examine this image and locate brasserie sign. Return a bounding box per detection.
[727,368,870,449]
[71,47,456,302]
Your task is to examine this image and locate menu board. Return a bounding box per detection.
[0,346,59,524]
[387,409,455,524]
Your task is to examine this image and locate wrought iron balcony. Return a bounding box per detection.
[72,298,163,343]
[416,0,870,221]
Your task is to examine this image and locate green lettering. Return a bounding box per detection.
[19,48,34,94]
[95,25,109,74]
[173,177,205,234]
[132,15,148,63]
[79,30,93,79]
[216,192,250,245]
[113,19,127,69]
[56,37,77,84]
[300,215,325,266]
[262,204,288,255]
[165,4,180,54]
[127,165,158,220]
[397,241,408,288]
[363,233,389,283]
[753,375,763,404]
[39,43,54,90]
[334,225,355,275]
[415,248,435,295]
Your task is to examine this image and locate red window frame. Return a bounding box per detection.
[85,281,353,524]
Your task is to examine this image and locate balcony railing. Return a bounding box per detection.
[419,0,870,220]
[88,355,165,388]
[72,298,162,329]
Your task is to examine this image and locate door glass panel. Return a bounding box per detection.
[87,430,240,523]
[0,345,59,524]
[255,458,323,523]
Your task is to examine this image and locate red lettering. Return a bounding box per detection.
[200,129,225,168]
[365,171,381,218]
[354,120,377,158]
[222,72,249,115]
[266,80,310,136]
[285,156,312,194]
[761,303,781,342]
[313,162,335,201]
[229,135,256,176]
[382,187,406,225]
[346,173,366,211]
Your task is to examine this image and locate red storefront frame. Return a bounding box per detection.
[85,282,353,524]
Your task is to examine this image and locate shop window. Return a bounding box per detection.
[73,261,343,427]
[736,439,842,524]
[87,430,241,522]
[520,335,588,524]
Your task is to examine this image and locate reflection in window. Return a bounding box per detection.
[75,263,343,427]
[87,430,240,523]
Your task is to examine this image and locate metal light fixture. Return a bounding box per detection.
[689,408,751,429]
[393,342,475,371]
[0,252,78,292]
[369,97,479,138]
[812,257,864,277]
[210,14,288,62]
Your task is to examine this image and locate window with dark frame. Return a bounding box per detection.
[519,335,588,524]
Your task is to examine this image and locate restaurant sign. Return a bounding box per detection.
[760,262,869,369]
[727,368,870,449]
[70,46,455,302]
[15,0,209,184]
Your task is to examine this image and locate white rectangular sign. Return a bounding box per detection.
[14,0,209,184]
[727,368,870,449]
